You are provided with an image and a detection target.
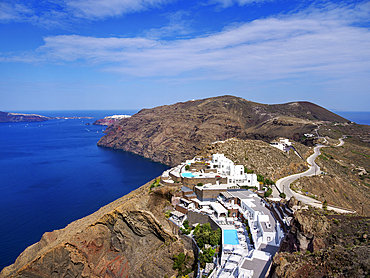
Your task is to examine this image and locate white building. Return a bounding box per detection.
[270,138,292,152]
[209,154,258,187]
[233,191,283,248]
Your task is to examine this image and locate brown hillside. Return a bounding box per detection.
[98,96,345,166]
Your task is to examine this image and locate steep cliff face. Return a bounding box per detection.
[0,182,192,278]
[270,210,370,278]
[98,96,344,166]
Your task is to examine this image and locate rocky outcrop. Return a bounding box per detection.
[93,115,131,126]
[270,210,370,278]
[0,111,48,122]
[0,181,194,278]
[98,96,345,166]
[281,211,329,253]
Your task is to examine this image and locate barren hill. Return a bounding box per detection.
[98,96,347,166]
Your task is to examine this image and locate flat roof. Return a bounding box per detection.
[241,258,271,278]
[221,191,234,199]
[228,189,276,233]
[211,202,228,215]
[181,186,193,192]
[180,198,192,204]
[171,211,185,218]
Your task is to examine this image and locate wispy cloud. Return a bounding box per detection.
[143,10,193,39]
[0,0,175,26]
[2,2,370,84]
[209,0,272,8]
[65,0,175,19]
[0,2,35,21]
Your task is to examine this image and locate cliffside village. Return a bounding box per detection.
[160,152,293,278]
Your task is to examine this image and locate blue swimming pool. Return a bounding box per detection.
[223,229,239,245]
[182,172,197,178]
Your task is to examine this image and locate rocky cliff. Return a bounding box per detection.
[98,96,346,166]
[0,181,194,278]
[270,209,370,278]
[0,112,48,122]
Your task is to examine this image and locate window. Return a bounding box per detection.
[267,237,271,241]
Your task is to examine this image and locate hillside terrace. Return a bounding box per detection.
[161,153,260,199]
[168,187,285,278]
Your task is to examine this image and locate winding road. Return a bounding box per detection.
[275,144,322,205]
[273,134,355,213]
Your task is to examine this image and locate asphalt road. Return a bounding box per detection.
[273,136,355,213]
[275,144,322,204]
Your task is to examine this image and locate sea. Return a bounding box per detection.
[334,111,370,125]
[0,110,169,271]
[0,110,369,271]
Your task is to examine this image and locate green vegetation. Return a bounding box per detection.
[279,192,286,199]
[197,182,203,187]
[351,150,370,158]
[165,210,171,219]
[183,219,189,229]
[150,178,161,189]
[264,187,272,198]
[319,154,328,161]
[322,152,333,159]
[185,165,190,170]
[198,247,216,268]
[244,220,254,248]
[244,166,254,174]
[333,218,340,225]
[193,223,221,249]
[173,253,192,278]
[180,220,192,235]
[257,174,264,183]
[257,174,275,185]
[323,200,328,211]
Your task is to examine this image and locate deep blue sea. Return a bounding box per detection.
[0,110,169,271]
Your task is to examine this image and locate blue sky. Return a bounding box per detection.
[0,0,369,111]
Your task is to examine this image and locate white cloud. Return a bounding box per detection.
[0,2,35,21]
[0,0,175,26]
[65,0,174,19]
[2,1,370,85]
[143,11,193,39]
[209,0,271,8]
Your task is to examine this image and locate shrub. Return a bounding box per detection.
[185,165,190,170]
[150,178,161,189]
[173,253,192,277]
[257,174,265,183]
[197,182,203,187]
[183,220,189,229]
[323,200,328,210]
[279,192,286,199]
[264,187,272,198]
[165,210,171,219]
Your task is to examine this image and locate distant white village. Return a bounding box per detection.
[160,151,292,278]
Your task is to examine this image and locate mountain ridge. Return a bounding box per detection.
[97,95,348,166]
